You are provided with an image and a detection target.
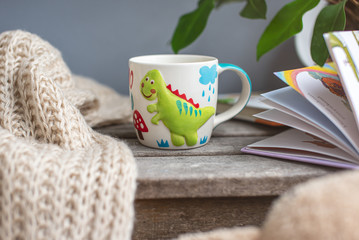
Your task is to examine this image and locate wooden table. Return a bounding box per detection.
[97,120,338,240]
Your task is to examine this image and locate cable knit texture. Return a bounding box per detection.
[0,30,136,240]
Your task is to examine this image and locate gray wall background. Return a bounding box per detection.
[0,0,303,95]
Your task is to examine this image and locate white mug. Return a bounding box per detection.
[129,54,251,149]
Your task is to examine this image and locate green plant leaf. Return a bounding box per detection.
[171,0,215,54]
[240,0,267,19]
[256,0,320,61]
[310,0,347,66]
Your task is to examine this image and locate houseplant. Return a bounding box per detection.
[171,0,358,66]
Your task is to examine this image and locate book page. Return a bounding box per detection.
[261,87,353,151]
[242,146,359,169]
[324,31,359,130]
[255,109,358,158]
[274,65,359,153]
[246,128,358,164]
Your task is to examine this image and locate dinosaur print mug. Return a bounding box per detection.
[129,54,251,149]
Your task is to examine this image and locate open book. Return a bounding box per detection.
[241,30,359,169]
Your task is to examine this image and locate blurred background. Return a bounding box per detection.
[0,0,304,95]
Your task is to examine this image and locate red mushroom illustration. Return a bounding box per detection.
[133,110,148,140]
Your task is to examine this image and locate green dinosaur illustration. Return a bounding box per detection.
[140,69,215,146]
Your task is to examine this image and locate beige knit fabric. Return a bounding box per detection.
[0,30,136,239]
[73,75,132,127]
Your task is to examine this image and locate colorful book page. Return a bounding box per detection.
[274,65,359,153]
[324,31,359,131]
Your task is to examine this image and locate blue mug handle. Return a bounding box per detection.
[214,63,252,128]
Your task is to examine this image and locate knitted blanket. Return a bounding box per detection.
[0,30,137,239]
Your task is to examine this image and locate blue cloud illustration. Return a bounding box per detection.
[199,65,217,85]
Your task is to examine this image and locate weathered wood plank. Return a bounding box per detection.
[212,120,285,137]
[95,120,286,139]
[96,121,336,200]
[133,197,276,240]
[95,123,137,139]
[135,155,337,199]
[95,120,338,240]
[125,136,264,157]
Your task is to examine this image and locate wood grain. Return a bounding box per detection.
[95,120,338,240]
[133,197,276,240]
[135,154,336,199]
[124,136,263,157]
[95,120,286,140]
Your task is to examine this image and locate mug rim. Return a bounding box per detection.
[129,54,217,66]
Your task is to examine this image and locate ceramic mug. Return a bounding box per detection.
[129,54,251,149]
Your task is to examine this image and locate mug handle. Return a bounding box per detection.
[214,63,252,128]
